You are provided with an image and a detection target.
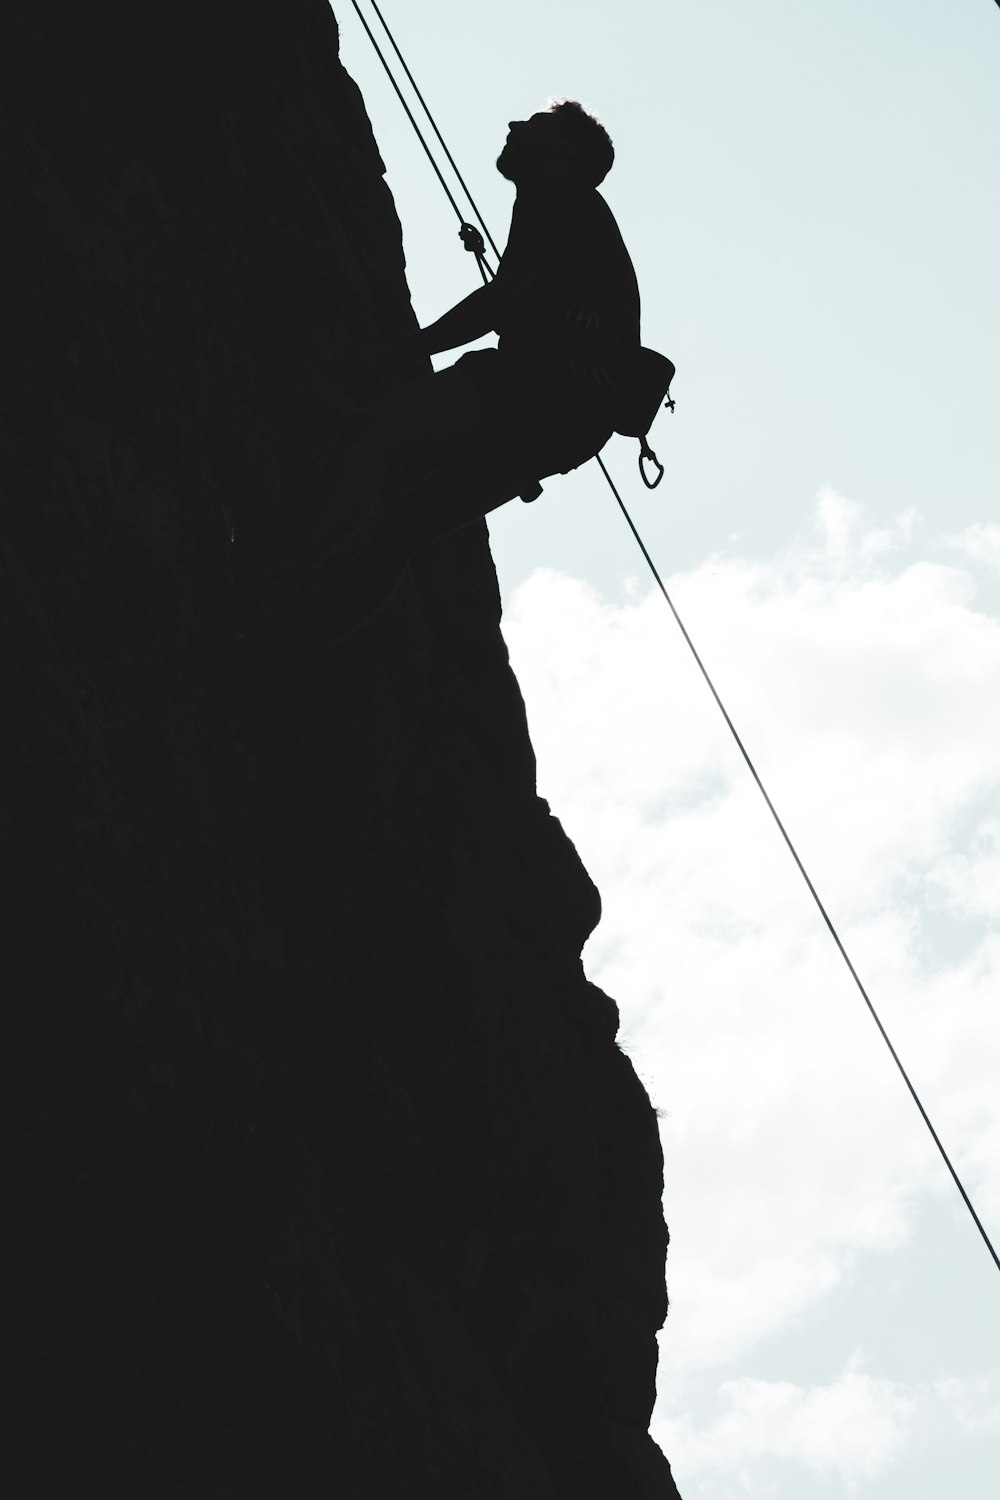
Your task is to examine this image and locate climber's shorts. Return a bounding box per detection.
[453,347,615,484]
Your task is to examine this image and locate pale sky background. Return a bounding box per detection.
[339,3,1000,1496]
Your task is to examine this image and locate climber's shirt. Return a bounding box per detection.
[458,176,641,477]
[494,175,641,370]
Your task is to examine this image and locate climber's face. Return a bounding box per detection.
[496,112,569,183]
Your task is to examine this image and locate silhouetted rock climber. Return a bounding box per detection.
[269,100,664,651]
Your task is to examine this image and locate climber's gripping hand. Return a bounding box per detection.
[359,279,499,382]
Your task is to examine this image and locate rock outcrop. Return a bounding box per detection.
[4,3,680,1495]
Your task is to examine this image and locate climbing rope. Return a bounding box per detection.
[348,0,495,281]
[355,0,502,264]
[348,1,1000,1278]
[597,458,1000,1276]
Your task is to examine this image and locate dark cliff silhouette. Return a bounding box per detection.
[3,3,681,1496]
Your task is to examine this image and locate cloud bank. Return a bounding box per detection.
[501,491,1000,1490]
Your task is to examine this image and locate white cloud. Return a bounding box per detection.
[933,1373,1000,1435]
[501,491,1000,1386]
[653,1353,915,1490]
[945,521,1000,575]
[927,820,1000,922]
[815,486,920,564]
[650,1363,1000,1494]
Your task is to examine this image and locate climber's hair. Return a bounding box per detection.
[547,99,614,187]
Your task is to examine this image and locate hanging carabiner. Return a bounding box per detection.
[639,436,664,490]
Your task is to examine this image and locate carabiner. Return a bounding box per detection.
[639,437,664,490]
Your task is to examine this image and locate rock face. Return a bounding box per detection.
[4,3,680,1495]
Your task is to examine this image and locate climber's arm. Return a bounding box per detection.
[403,283,500,358]
[386,194,545,362]
[369,254,538,368]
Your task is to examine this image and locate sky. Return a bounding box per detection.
[339,3,1000,1496]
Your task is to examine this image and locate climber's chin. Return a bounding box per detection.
[496,137,530,183]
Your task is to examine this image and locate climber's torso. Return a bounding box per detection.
[458,177,640,473]
[494,176,640,373]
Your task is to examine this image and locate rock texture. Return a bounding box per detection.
[4,3,680,1495]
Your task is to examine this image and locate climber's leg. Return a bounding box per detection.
[270,364,494,604]
[273,356,617,652]
[290,447,532,651]
[362,448,523,579]
[291,387,619,651]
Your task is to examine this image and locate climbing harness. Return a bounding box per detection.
[349,1,1000,1278]
[611,346,677,489]
[553,313,676,489]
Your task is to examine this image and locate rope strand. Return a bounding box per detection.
[349,0,1000,1279]
[363,0,503,263]
[596,458,1000,1276]
[347,1,494,274]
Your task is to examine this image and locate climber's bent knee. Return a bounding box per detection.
[379,364,493,473]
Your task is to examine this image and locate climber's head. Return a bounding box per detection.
[496,100,614,188]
